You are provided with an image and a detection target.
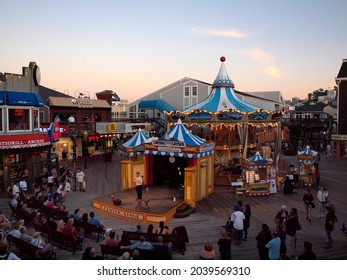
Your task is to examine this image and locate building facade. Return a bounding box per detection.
[332,58,347,158]
[0,62,57,196]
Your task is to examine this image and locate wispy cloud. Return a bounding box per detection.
[191,27,248,38]
[245,49,283,78]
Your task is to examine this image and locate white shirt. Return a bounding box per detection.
[230,210,245,230]
[134,175,143,186]
[12,184,20,195]
[19,180,27,191]
[76,171,85,183]
[68,116,75,122]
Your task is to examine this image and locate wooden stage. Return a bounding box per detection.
[93,186,185,224]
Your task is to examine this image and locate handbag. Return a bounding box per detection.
[311,202,315,208]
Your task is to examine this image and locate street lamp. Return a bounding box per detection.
[83,131,88,169]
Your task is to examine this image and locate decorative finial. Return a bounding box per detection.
[220,56,226,62]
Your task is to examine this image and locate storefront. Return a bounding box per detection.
[0,62,58,196]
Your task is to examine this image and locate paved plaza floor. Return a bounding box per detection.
[1,152,346,260]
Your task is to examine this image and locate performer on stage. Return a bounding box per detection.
[134,172,143,200]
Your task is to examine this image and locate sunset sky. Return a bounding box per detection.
[1,0,346,102]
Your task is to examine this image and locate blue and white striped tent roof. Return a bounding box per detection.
[183,57,260,113]
[244,151,273,168]
[123,129,149,148]
[297,145,317,162]
[246,152,269,165]
[166,119,206,146]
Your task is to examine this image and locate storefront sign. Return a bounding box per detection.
[200,142,215,153]
[158,146,182,153]
[96,122,126,134]
[0,134,51,149]
[152,139,186,148]
[101,205,143,221]
[331,134,347,141]
[40,125,68,134]
[107,122,118,133]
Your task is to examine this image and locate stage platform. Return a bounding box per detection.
[93,186,185,224]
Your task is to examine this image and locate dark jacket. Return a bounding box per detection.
[285,215,299,237]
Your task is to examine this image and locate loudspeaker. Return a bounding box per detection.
[113,199,122,206]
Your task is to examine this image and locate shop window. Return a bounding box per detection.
[8,108,30,131]
[34,109,39,129]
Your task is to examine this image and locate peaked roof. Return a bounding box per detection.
[336,58,347,79]
[243,151,273,168]
[166,119,205,146]
[123,129,149,148]
[246,152,269,164]
[297,145,318,159]
[183,57,260,113]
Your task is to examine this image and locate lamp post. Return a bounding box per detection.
[83,131,88,170]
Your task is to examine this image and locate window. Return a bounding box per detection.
[39,111,44,123]
[33,109,39,129]
[184,86,198,109]
[8,108,30,131]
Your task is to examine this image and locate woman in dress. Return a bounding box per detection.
[303,189,314,222]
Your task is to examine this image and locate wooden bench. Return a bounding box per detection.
[100,244,172,260]
[99,244,129,259]
[73,219,105,242]
[7,234,41,259]
[34,223,82,254]
[122,231,186,254]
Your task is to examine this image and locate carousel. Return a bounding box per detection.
[165,56,283,188]
[297,146,318,187]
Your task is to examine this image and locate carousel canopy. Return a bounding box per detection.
[123,129,149,148]
[166,119,205,146]
[183,57,260,113]
[297,145,317,162]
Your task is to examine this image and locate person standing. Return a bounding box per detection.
[285,208,300,259]
[218,230,232,260]
[255,224,272,260]
[266,230,281,260]
[325,204,337,249]
[62,149,68,163]
[134,172,143,200]
[317,186,329,218]
[303,189,314,222]
[230,205,245,245]
[68,115,75,123]
[314,167,321,189]
[76,168,85,192]
[243,204,252,241]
